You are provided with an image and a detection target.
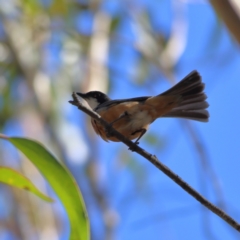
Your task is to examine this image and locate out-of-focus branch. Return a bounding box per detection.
[210,0,240,44]
[183,121,224,240]
[159,1,188,73]
[184,121,225,206]
[85,11,110,92]
[83,9,114,240]
[132,0,188,85]
[69,92,240,233]
[1,19,39,86]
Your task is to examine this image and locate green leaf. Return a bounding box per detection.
[0,135,89,240]
[0,167,53,202]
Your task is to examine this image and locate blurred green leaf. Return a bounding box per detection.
[143,132,165,148]
[0,135,90,240]
[110,17,121,33]
[20,0,43,16]
[49,0,69,16]
[135,58,150,85]
[0,167,53,202]
[118,149,147,189]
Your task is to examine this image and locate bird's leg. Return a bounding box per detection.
[133,129,147,144]
[128,128,147,151]
[106,111,129,137]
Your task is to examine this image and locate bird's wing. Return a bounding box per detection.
[94,96,150,111]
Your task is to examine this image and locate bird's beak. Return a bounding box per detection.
[77,92,88,99]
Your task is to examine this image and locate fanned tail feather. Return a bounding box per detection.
[161,71,209,122]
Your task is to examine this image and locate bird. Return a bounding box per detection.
[69,71,209,145]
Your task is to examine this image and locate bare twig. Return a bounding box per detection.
[70,92,240,232]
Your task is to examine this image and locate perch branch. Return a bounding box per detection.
[69,92,240,232]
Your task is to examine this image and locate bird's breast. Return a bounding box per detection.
[92,102,154,142]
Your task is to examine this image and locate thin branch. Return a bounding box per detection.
[70,92,240,232]
[210,0,240,44]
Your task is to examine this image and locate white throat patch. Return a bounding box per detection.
[85,98,99,109]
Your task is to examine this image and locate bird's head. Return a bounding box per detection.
[77,91,110,109]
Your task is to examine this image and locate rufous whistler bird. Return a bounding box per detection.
[70,71,209,145]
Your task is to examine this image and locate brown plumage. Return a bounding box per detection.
[70,71,209,143]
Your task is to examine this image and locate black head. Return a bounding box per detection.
[77,91,110,109]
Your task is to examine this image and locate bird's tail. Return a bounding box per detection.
[158,71,209,122]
